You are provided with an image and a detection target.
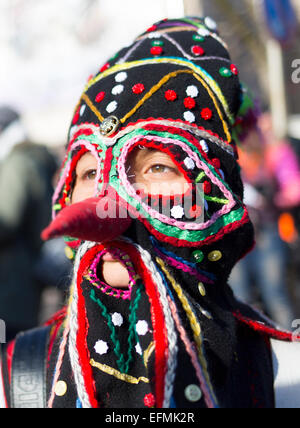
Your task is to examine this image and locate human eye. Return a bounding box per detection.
[148,164,175,174]
[81,168,97,181]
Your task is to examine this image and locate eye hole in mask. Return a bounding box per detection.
[123,140,234,226]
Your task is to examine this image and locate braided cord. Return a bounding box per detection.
[68,241,97,408]
[125,283,143,373]
[156,257,218,407]
[133,244,178,408]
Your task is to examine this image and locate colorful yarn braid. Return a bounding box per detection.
[156,257,218,408]
[68,241,99,408]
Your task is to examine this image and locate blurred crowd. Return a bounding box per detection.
[0,106,71,342]
[1,103,300,341]
[230,113,300,329]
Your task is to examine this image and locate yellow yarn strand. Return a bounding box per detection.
[119,69,231,143]
[143,341,155,369]
[81,93,104,123]
[156,257,216,400]
[90,359,150,385]
[78,66,231,142]
[192,72,232,142]
[120,69,191,124]
[84,58,233,123]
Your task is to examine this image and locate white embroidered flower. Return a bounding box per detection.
[94,340,109,355]
[135,343,143,355]
[115,72,128,83]
[205,17,218,31]
[147,32,161,39]
[171,205,185,219]
[186,85,199,98]
[200,139,209,153]
[106,101,118,113]
[111,312,124,327]
[183,111,195,123]
[184,157,195,170]
[69,125,78,139]
[197,28,210,37]
[80,104,86,116]
[111,84,124,96]
[136,320,149,336]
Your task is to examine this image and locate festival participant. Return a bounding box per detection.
[1,17,300,409]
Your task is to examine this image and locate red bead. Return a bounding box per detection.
[165,90,177,101]
[211,158,221,169]
[147,25,157,33]
[230,64,239,75]
[72,108,80,125]
[144,393,155,408]
[132,83,145,94]
[203,180,212,194]
[189,205,202,219]
[95,92,106,103]
[151,46,163,56]
[184,97,196,109]
[192,45,205,56]
[201,108,213,120]
[100,63,110,73]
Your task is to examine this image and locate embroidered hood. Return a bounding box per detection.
[43,18,259,409]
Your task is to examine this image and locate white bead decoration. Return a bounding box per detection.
[136,320,149,336]
[171,205,185,219]
[111,312,124,327]
[94,340,109,355]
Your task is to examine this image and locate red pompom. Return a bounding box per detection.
[95,92,106,103]
[211,158,221,169]
[147,25,157,33]
[230,64,239,75]
[132,83,145,94]
[203,180,212,194]
[150,46,163,56]
[189,205,202,219]
[201,108,213,120]
[192,45,205,56]
[165,90,177,101]
[100,63,110,73]
[184,97,196,109]
[144,393,155,408]
[72,107,80,125]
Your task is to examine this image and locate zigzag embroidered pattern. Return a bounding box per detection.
[84,58,233,124]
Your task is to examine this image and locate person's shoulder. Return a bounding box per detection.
[0,308,66,408]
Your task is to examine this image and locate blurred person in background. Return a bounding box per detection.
[230,113,300,329]
[0,106,58,341]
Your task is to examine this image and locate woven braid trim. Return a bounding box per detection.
[156,257,218,408]
[136,245,178,408]
[68,242,98,408]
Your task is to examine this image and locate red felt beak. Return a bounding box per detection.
[41,197,132,243]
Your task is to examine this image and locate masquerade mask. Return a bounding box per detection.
[43,17,254,254]
[43,18,259,409]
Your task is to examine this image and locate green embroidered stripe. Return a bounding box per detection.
[90,282,143,374]
[195,171,206,183]
[204,195,229,205]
